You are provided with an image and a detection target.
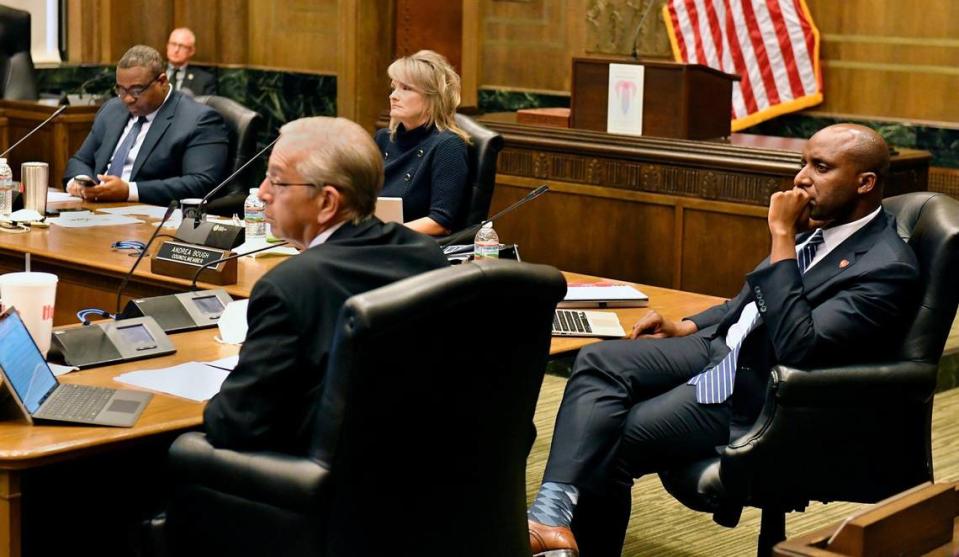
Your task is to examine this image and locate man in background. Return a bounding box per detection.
[63,45,228,206]
[203,116,448,453]
[166,27,216,96]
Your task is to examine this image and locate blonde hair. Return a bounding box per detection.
[387,50,470,144]
[278,117,383,223]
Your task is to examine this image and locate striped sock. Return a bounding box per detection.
[528,482,579,528]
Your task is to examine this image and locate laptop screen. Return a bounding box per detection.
[0,310,58,414]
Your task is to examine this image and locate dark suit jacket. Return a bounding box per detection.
[179,66,216,96]
[63,91,229,205]
[203,219,449,453]
[686,209,919,427]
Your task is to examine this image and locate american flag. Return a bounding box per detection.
[662,0,823,131]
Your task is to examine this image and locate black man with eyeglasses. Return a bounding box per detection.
[63,44,228,206]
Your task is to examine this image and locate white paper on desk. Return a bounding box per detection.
[47,191,74,203]
[48,212,143,228]
[562,285,649,307]
[233,238,299,258]
[48,363,78,377]
[205,354,239,371]
[99,205,182,220]
[115,362,230,402]
[216,299,248,345]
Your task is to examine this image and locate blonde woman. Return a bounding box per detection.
[375,50,470,236]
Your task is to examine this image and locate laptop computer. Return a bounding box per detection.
[0,308,152,427]
[552,309,626,338]
[375,197,404,224]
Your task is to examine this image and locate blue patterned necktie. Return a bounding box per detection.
[689,228,825,404]
[106,116,147,178]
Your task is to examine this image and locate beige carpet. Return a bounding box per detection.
[526,374,959,556]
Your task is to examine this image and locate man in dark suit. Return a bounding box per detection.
[63,45,228,206]
[527,124,920,557]
[203,116,448,453]
[166,27,216,96]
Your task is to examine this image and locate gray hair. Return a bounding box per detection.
[278,117,383,222]
[117,45,165,76]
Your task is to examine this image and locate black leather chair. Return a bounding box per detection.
[192,95,263,216]
[158,260,566,557]
[659,192,959,556]
[0,5,38,101]
[455,113,504,228]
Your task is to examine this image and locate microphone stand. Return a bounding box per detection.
[438,184,550,248]
[194,137,279,226]
[115,201,179,314]
[190,241,290,290]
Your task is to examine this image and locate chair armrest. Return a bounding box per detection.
[771,360,937,407]
[168,432,330,513]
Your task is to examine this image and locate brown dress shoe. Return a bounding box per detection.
[528,519,579,557]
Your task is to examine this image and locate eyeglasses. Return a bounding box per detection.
[264,175,316,188]
[167,41,194,51]
[114,73,163,99]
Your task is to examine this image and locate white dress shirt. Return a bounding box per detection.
[307,221,346,249]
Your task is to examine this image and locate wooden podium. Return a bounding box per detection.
[569,57,738,140]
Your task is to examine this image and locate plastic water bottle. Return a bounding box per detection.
[0,158,13,217]
[473,222,500,260]
[244,188,265,239]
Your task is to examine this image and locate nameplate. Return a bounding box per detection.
[150,241,237,285]
[155,242,223,267]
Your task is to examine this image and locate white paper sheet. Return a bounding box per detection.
[233,238,298,257]
[48,211,143,228]
[47,191,75,203]
[205,354,239,371]
[48,363,78,377]
[115,362,230,402]
[564,285,648,302]
[216,299,248,345]
[607,63,645,136]
[99,205,182,219]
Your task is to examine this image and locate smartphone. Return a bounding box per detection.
[75,175,97,187]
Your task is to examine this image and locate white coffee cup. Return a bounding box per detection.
[0,272,58,357]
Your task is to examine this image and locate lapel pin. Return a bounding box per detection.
[839,259,850,269]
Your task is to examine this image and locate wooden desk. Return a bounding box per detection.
[0,100,97,185]
[480,112,931,298]
[550,272,723,356]
[0,327,235,557]
[0,200,284,326]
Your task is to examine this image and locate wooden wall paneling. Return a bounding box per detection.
[337,0,394,131]
[395,0,462,70]
[248,0,338,73]
[481,0,582,94]
[215,0,250,65]
[805,0,959,121]
[66,0,102,63]
[681,207,769,297]
[108,0,174,60]
[460,0,481,108]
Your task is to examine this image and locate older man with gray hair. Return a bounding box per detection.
[203,116,448,453]
[64,44,228,205]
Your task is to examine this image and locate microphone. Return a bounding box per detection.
[194,137,279,226]
[0,105,67,159]
[115,200,180,314]
[190,241,290,290]
[438,184,550,247]
[629,0,658,60]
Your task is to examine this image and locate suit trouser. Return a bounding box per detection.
[543,334,732,556]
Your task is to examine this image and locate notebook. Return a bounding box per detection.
[0,308,152,427]
[559,284,649,308]
[375,197,404,224]
[552,309,626,338]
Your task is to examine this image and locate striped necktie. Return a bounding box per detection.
[106,116,147,178]
[688,228,825,404]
